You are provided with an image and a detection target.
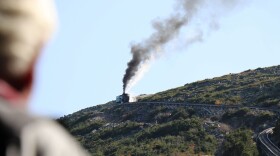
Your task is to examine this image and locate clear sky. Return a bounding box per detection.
[29,0,280,117]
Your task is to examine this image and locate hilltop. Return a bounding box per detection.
[58,65,280,156]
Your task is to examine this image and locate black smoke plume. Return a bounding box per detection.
[123,0,243,93]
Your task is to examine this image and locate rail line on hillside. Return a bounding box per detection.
[121,102,280,114]
[258,127,280,156]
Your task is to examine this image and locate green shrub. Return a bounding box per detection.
[223,128,259,156]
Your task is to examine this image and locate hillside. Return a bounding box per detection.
[58,65,280,156]
[140,65,280,108]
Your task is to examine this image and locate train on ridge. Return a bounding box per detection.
[116,93,130,103]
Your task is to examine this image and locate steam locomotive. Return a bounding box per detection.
[116,93,130,103]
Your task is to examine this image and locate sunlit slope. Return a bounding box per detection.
[140,65,280,108]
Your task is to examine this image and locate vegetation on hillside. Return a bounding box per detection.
[140,65,280,108]
[58,103,276,155]
[221,108,276,131]
[222,128,259,156]
[76,118,218,156]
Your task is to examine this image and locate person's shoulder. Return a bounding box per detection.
[21,117,89,156]
[0,100,89,156]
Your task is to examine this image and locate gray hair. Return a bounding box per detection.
[0,0,56,89]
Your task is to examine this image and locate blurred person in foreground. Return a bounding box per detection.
[0,0,89,155]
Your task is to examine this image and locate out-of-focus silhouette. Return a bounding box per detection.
[0,0,89,155]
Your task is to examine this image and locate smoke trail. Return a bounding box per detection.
[125,62,150,93]
[122,0,243,93]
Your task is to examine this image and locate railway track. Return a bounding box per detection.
[121,102,280,114]
[258,127,280,156]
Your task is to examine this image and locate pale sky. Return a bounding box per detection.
[29,0,280,117]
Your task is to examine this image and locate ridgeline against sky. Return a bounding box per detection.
[122,0,244,93]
